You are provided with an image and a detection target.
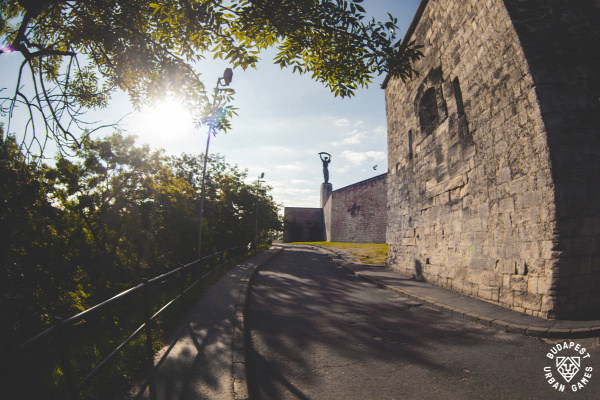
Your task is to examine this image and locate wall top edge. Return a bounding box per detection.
[331,172,388,195]
[381,0,431,89]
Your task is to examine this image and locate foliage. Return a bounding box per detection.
[0,0,422,154]
[0,129,281,350]
[0,124,83,347]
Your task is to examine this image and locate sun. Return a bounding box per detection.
[128,98,196,152]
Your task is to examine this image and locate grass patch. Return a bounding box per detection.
[291,242,388,265]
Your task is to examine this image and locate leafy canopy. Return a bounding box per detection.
[0,0,422,153]
[1,128,281,347]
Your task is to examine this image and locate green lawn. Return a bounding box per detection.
[290,242,388,265]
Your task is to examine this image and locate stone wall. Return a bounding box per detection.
[323,174,387,244]
[282,207,325,242]
[501,0,600,319]
[384,0,600,318]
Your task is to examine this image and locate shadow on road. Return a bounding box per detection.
[245,247,504,399]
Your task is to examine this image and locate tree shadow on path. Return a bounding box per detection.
[245,247,513,400]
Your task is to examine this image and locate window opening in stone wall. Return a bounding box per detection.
[408,129,414,160]
[419,87,439,133]
[452,76,471,143]
[453,77,465,116]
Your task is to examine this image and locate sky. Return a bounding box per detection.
[1,0,422,209]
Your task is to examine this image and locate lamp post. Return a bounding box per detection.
[254,172,265,251]
[197,68,234,260]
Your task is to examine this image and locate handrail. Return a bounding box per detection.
[14,244,254,400]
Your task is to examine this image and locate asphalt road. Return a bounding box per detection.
[245,246,600,400]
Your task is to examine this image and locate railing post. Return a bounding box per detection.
[142,278,155,399]
[53,316,75,398]
[179,268,185,309]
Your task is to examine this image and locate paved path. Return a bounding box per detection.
[245,245,600,399]
[130,248,281,400]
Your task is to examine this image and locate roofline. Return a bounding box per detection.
[381,0,430,89]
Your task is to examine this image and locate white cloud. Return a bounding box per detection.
[331,129,367,146]
[342,132,364,145]
[372,125,386,135]
[334,118,350,127]
[341,150,386,165]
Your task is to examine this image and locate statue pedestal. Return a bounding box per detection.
[321,183,332,208]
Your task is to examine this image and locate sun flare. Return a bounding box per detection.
[128,98,196,151]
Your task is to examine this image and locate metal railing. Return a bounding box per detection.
[13,245,253,400]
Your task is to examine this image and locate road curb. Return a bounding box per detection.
[232,246,283,400]
[305,244,600,339]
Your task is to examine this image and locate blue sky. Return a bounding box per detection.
[1,1,421,209]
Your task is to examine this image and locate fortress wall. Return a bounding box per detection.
[500,0,600,319]
[282,207,325,243]
[325,174,388,244]
[384,0,558,317]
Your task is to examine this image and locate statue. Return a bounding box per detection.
[319,152,332,183]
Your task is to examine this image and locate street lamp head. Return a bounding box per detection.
[260,172,265,179]
[223,68,233,85]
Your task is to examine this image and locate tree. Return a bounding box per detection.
[0,126,85,347]
[50,133,200,297]
[1,129,282,348]
[171,151,282,253]
[0,0,422,154]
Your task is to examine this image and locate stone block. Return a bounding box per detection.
[496,167,512,184]
[445,174,466,192]
[527,276,538,294]
[510,275,528,292]
[522,292,542,311]
[580,257,593,275]
[570,275,593,293]
[478,285,494,300]
[499,288,514,306]
[512,290,524,307]
[536,276,552,294]
[499,197,514,212]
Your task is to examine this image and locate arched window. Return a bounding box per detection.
[419,87,439,132]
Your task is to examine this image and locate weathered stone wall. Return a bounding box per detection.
[324,174,387,244]
[384,0,600,318]
[502,0,600,319]
[282,207,325,242]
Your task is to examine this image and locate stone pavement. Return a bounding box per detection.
[129,247,282,400]
[307,245,600,339]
